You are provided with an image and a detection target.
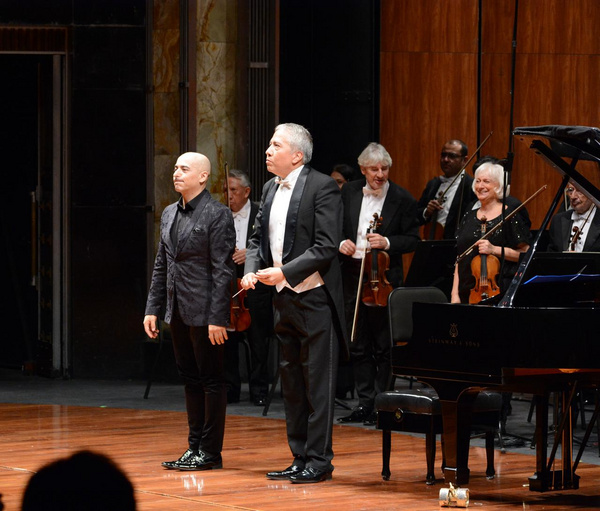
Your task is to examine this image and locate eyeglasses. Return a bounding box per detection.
[566,187,585,196]
[441,152,463,160]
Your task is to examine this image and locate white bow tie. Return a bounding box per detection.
[276,177,291,189]
[363,187,381,197]
[571,207,594,222]
[439,176,451,184]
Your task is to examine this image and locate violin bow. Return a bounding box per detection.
[350,213,379,343]
[456,184,547,262]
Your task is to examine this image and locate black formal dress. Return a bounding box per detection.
[455,208,530,304]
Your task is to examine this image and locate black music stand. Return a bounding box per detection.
[404,240,456,300]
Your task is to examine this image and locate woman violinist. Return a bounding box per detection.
[451,161,531,304]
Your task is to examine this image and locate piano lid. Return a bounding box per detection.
[513,125,600,207]
[500,126,600,307]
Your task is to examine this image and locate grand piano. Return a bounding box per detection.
[393,125,600,492]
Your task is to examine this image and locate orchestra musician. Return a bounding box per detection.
[224,169,273,406]
[451,161,531,304]
[241,123,347,484]
[337,143,419,425]
[329,163,357,189]
[472,156,532,230]
[143,152,235,471]
[547,182,600,252]
[416,139,476,239]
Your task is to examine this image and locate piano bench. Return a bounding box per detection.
[375,387,502,484]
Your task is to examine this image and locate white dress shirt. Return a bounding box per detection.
[269,166,324,293]
[353,181,390,259]
[434,172,463,227]
[233,199,251,250]
[570,205,596,252]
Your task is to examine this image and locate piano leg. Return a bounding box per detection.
[529,392,550,491]
[439,394,476,486]
[529,390,580,492]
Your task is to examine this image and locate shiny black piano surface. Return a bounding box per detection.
[393,125,600,492]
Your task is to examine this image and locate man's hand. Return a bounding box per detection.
[339,239,357,256]
[241,272,258,290]
[425,199,443,218]
[143,315,159,339]
[366,232,388,250]
[256,267,285,287]
[208,325,228,345]
[232,247,246,265]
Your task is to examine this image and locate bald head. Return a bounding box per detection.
[173,152,211,203]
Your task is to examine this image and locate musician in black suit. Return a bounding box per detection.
[225,169,273,406]
[241,123,347,484]
[417,139,475,239]
[548,182,600,252]
[337,143,420,425]
[144,152,235,471]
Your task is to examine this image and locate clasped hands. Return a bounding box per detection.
[241,267,285,290]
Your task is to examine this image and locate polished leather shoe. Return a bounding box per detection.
[337,405,372,423]
[178,451,223,471]
[161,448,198,470]
[266,464,304,480]
[289,467,332,484]
[363,411,377,426]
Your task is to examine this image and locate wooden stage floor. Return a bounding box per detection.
[1,403,600,510]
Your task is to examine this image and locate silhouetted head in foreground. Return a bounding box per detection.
[22,450,136,511]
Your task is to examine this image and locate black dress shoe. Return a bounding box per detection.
[266,464,304,480]
[363,411,378,426]
[161,448,198,470]
[337,405,372,423]
[178,451,223,471]
[289,467,332,484]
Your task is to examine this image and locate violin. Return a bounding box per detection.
[229,276,251,331]
[225,161,252,331]
[423,190,446,240]
[569,226,581,252]
[362,213,393,307]
[468,216,501,304]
